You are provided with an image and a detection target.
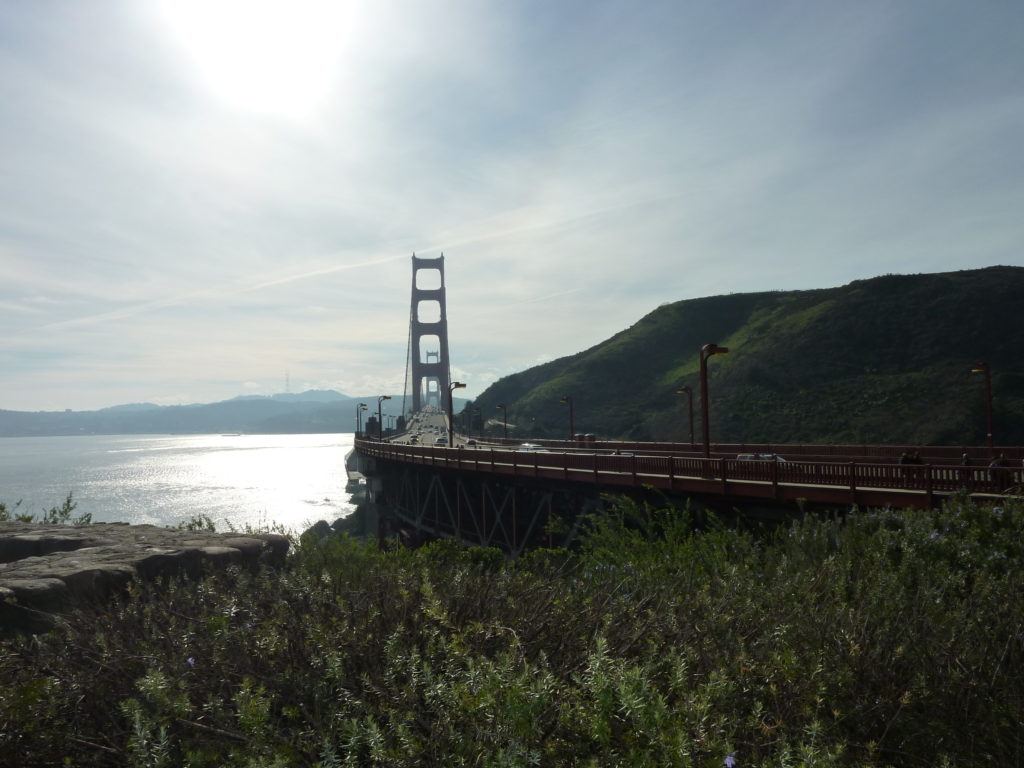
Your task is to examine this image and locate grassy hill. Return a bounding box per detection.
[467,266,1024,446]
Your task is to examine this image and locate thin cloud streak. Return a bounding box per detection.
[36,251,411,334]
[240,252,411,294]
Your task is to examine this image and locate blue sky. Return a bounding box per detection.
[2,0,1022,412]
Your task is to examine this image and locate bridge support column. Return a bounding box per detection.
[409,254,451,413]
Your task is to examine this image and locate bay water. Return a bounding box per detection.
[0,433,357,535]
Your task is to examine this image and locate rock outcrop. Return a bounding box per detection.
[0,522,289,635]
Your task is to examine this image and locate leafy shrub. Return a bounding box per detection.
[0,492,90,524]
[1,497,1022,766]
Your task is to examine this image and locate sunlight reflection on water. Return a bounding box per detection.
[0,433,356,535]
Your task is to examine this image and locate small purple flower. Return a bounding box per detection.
[724,753,737,768]
[187,657,196,668]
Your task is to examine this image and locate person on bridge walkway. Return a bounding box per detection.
[988,454,1011,491]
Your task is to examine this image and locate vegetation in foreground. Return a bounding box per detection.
[2,497,1023,767]
[0,493,90,525]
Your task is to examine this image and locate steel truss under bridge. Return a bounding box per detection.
[373,460,601,557]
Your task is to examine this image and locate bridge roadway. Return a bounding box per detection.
[356,437,1024,511]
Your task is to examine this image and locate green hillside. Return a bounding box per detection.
[466,266,1024,446]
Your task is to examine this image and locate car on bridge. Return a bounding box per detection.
[517,443,550,452]
[737,453,787,462]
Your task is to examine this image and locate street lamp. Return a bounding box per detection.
[377,395,391,440]
[699,344,729,458]
[355,402,367,436]
[675,386,694,446]
[559,395,575,441]
[971,362,994,452]
[448,382,466,446]
[496,404,508,440]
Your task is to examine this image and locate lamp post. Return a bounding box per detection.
[699,344,729,458]
[377,395,390,440]
[971,362,994,452]
[559,395,575,441]
[355,402,367,436]
[448,381,466,446]
[496,404,508,440]
[675,386,694,446]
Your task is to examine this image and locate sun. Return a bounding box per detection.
[157,0,354,119]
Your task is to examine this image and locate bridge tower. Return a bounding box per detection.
[408,254,451,413]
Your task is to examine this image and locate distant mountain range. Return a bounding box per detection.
[227,390,350,404]
[464,266,1024,446]
[1,391,389,437]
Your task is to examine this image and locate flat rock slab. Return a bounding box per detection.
[0,522,289,635]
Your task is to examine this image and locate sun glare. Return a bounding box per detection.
[158,0,354,118]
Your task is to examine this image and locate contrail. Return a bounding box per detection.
[39,251,409,332]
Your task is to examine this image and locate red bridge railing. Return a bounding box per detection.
[355,439,1023,510]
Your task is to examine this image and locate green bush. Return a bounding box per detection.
[0,492,89,524]
[1,497,1022,766]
